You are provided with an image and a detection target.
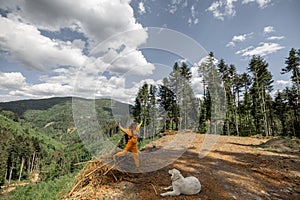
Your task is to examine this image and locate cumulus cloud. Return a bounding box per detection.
[10,83,73,98]
[190,65,204,98]
[2,0,144,46]
[236,42,284,57]
[107,50,155,75]
[94,76,163,104]
[0,17,87,71]
[0,71,74,101]
[226,32,253,47]
[0,72,26,90]
[0,0,155,103]
[263,26,275,34]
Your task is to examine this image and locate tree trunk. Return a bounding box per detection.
[8,167,13,184]
[18,157,25,182]
[31,152,35,172]
[4,169,7,183]
[261,88,269,136]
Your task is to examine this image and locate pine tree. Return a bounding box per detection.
[168,63,182,129]
[282,48,300,104]
[281,48,300,138]
[273,90,288,136]
[239,73,253,136]
[284,86,299,137]
[133,82,149,139]
[248,56,273,136]
[149,84,157,138]
[199,52,225,134]
[157,78,177,131]
[180,62,194,129]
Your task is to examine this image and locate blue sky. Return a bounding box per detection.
[0,0,299,103]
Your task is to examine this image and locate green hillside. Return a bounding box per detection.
[0,114,64,186]
[0,97,72,117]
[0,97,132,188]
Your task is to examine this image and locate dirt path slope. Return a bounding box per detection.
[64,134,300,200]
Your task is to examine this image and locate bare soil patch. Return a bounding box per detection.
[62,134,300,200]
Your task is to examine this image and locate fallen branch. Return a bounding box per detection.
[122,178,140,184]
[150,183,158,195]
[84,163,106,178]
[103,164,115,176]
[109,171,118,182]
[74,160,99,166]
[68,178,85,197]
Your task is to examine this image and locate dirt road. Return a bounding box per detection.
[64,134,300,200]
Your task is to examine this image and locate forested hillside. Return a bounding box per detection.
[0,97,131,188]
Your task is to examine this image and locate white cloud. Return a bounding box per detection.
[106,49,155,75]
[1,0,145,48]
[233,32,253,42]
[206,0,238,21]
[235,46,254,54]
[276,80,291,86]
[267,36,285,41]
[236,42,284,57]
[39,66,78,85]
[263,26,275,34]
[206,1,225,21]
[168,0,188,14]
[226,32,253,47]
[190,65,204,97]
[0,72,74,101]
[0,17,87,70]
[208,0,272,20]
[10,83,73,97]
[191,5,196,18]
[194,18,199,24]
[226,41,236,47]
[0,72,26,90]
[0,0,155,103]
[138,2,146,15]
[242,0,272,8]
[94,77,163,104]
[187,5,199,25]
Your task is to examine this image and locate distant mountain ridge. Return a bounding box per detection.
[0,97,132,118]
[0,97,72,117]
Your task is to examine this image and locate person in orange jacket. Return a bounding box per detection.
[113,121,143,169]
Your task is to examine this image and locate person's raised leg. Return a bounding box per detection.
[113,150,128,161]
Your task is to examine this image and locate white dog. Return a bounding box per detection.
[160,168,201,197]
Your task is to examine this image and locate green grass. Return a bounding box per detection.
[109,133,124,146]
[4,173,75,200]
[137,135,161,149]
[287,141,294,148]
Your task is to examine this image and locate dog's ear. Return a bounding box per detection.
[171,169,180,181]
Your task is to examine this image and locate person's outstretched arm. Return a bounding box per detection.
[136,121,143,131]
[117,122,128,135]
